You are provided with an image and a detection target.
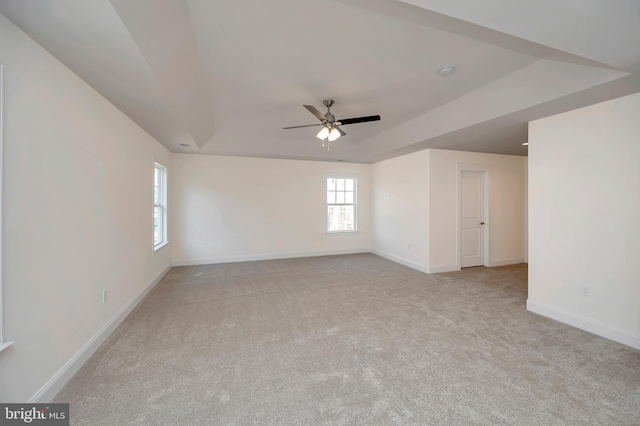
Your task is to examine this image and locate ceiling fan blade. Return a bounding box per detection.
[336,126,346,136]
[337,115,381,126]
[282,123,323,129]
[304,105,327,121]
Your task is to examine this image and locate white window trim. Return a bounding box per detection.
[325,176,358,233]
[323,229,361,235]
[0,65,14,352]
[153,161,168,252]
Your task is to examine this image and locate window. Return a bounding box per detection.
[326,177,356,232]
[153,162,168,249]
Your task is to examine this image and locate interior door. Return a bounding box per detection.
[461,171,485,267]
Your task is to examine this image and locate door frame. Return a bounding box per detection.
[457,163,490,270]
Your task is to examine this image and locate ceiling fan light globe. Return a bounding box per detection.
[328,127,341,142]
[316,126,330,140]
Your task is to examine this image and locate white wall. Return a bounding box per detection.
[0,14,172,402]
[370,150,430,272]
[429,149,527,272]
[371,149,526,274]
[528,92,640,350]
[171,154,370,264]
[523,157,528,262]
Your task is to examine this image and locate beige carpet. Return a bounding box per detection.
[54,254,640,425]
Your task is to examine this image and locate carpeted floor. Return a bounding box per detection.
[54,254,640,425]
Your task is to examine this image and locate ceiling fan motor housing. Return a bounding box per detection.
[323,99,336,122]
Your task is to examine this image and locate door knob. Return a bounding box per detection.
[480,222,485,225]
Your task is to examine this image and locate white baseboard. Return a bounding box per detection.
[489,258,525,267]
[369,250,430,274]
[527,299,640,351]
[172,248,370,267]
[430,258,525,273]
[29,264,172,403]
[429,264,460,274]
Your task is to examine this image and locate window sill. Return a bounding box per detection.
[0,341,14,353]
[325,230,360,235]
[153,241,170,252]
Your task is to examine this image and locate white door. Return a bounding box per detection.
[461,171,485,268]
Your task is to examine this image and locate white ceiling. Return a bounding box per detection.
[1,0,639,163]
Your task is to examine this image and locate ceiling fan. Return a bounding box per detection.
[283,100,381,148]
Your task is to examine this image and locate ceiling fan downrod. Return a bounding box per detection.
[323,99,336,123]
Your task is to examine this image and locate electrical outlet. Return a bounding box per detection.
[580,285,590,297]
[102,289,108,303]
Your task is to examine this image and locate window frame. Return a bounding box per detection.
[153,162,168,251]
[0,65,13,352]
[325,176,358,233]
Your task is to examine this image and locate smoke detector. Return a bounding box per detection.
[439,66,455,77]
